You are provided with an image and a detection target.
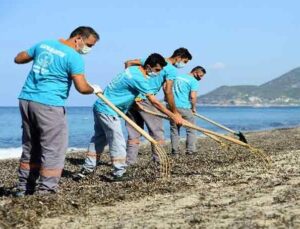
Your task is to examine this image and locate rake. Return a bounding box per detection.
[139,107,271,166]
[194,112,248,143]
[96,93,171,177]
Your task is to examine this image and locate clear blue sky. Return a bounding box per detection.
[1,0,299,106]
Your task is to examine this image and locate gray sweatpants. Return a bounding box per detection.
[126,99,164,165]
[17,100,68,193]
[82,109,127,177]
[170,108,196,154]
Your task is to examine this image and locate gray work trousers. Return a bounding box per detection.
[83,109,127,177]
[170,108,196,154]
[17,100,68,193]
[125,100,164,165]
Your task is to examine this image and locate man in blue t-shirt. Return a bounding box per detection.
[170,66,206,155]
[124,48,192,165]
[74,53,182,182]
[14,26,101,196]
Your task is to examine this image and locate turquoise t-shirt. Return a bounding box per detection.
[18,40,84,106]
[137,58,178,99]
[173,74,199,109]
[94,66,151,116]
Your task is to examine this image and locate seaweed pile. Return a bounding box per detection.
[0,127,299,228]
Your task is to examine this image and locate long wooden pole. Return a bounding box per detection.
[96,93,157,144]
[95,93,171,176]
[140,107,249,148]
[138,107,225,144]
[194,113,236,134]
[183,121,249,147]
[139,106,270,165]
[193,113,248,143]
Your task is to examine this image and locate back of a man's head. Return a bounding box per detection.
[144,53,167,68]
[191,66,206,74]
[171,48,192,60]
[70,26,100,41]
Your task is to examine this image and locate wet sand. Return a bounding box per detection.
[0,127,299,228]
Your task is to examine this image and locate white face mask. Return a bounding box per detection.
[175,61,186,68]
[146,66,159,77]
[79,44,91,55]
[78,38,92,55]
[147,71,159,77]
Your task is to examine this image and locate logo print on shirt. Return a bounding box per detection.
[33,51,53,75]
[38,51,53,67]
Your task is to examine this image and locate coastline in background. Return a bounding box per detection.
[0,106,300,159]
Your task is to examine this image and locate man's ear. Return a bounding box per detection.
[74,37,81,50]
[74,36,79,45]
[75,35,82,43]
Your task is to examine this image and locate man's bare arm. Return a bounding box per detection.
[146,94,182,125]
[163,80,177,113]
[124,59,142,68]
[14,51,33,64]
[72,75,95,94]
[190,91,197,113]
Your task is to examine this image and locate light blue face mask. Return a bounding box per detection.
[175,61,186,68]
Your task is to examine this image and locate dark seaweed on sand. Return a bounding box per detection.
[0,128,299,228]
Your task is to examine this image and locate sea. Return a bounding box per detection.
[0,106,299,159]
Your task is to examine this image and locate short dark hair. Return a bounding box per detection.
[144,53,167,68]
[191,66,206,74]
[171,48,192,60]
[70,26,100,41]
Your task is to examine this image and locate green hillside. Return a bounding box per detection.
[198,67,300,105]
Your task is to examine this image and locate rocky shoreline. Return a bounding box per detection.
[0,127,300,228]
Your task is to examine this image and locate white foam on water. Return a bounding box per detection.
[0,147,87,160]
[67,147,86,153]
[0,147,22,160]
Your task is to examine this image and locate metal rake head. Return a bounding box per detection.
[235,131,248,143]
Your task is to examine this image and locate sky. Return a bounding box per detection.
[0,0,299,106]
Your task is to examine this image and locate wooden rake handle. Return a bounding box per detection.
[183,121,249,147]
[140,107,250,148]
[194,113,236,134]
[139,107,224,144]
[96,93,157,145]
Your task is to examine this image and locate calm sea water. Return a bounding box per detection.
[0,106,299,159]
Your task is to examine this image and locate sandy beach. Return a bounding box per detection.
[0,127,299,228]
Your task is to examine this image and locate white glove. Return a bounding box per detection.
[89,84,102,94]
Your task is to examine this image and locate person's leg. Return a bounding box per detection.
[180,109,197,154]
[82,108,107,172]
[98,113,127,177]
[16,100,41,195]
[139,100,165,161]
[30,102,68,193]
[126,106,143,165]
[170,119,180,155]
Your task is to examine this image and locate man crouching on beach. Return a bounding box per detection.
[74,53,182,182]
[14,26,101,197]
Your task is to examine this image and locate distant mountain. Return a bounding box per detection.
[198,67,300,106]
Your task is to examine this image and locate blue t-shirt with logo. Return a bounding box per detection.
[19,40,84,106]
[137,58,177,99]
[173,74,199,109]
[94,66,151,116]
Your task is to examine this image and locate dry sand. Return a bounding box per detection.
[0,127,299,228]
